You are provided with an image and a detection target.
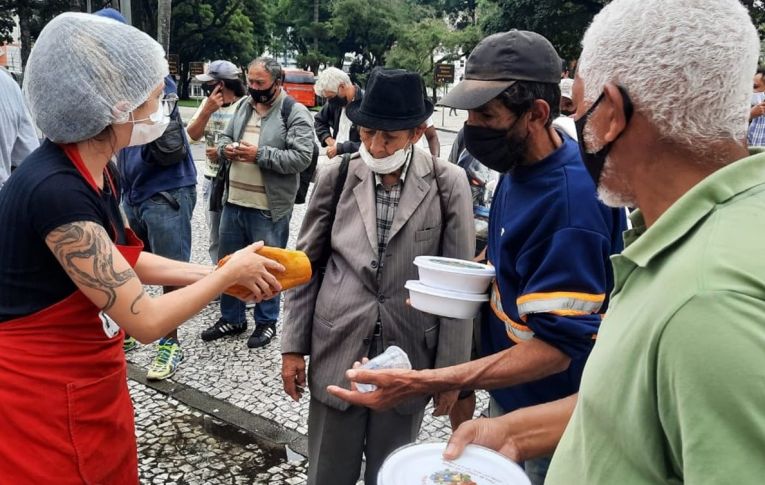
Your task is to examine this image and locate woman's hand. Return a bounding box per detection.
[220,242,285,301]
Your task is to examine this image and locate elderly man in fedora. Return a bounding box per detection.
[280,68,474,485]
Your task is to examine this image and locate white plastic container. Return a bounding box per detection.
[414,256,495,294]
[356,345,412,393]
[406,280,488,319]
[378,442,530,485]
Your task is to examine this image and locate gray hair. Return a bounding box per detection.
[579,0,759,148]
[248,57,283,84]
[314,67,351,95]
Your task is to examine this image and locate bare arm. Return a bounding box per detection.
[133,251,212,286]
[328,337,570,410]
[444,394,578,462]
[46,221,285,344]
[186,101,214,141]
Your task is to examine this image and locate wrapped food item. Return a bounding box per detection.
[217,246,312,300]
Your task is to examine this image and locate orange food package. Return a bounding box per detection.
[217,246,312,300]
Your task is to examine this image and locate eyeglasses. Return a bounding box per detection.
[161,93,178,117]
[131,93,178,124]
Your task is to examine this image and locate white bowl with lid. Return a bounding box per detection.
[414,256,495,294]
[406,280,488,319]
[378,442,530,485]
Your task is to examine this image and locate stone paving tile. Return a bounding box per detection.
[128,155,488,458]
[131,380,308,484]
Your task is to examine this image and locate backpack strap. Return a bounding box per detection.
[431,154,448,254]
[281,95,297,126]
[315,154,351,279]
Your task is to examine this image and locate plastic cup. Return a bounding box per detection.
[355,345,411,393]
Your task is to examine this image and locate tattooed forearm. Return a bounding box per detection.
[130,289,145,315]
[47,222,136,311]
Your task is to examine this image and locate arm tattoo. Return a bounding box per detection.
[130,289,145,315]
[48,222,136,311]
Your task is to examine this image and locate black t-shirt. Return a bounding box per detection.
[0,140,126,322]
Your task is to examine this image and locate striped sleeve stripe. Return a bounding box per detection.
[516,291,605,317]
[490,283,534,342]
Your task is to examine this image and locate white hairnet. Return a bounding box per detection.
[23,12,169,143]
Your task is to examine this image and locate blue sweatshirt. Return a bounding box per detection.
[483,133,626,413]
[117,75,196,205]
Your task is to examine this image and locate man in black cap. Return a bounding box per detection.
[280,67,474,485]
[327,31,626,484]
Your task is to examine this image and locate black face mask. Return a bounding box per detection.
[574,86,634,187]
[249,81,277,104]
[329,96,347,108]
[463,114,529,173]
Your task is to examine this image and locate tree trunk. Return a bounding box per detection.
[313,0,319,52]
[18,4,32,71]
[157,0,172,54]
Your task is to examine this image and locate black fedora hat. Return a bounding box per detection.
[346,68,434,131]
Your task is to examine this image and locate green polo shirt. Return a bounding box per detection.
[546,149,765,484]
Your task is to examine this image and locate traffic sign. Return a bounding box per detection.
[189,61,205,77]
[434,63,455,84]
[168,54,179,76]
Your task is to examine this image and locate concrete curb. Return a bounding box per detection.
[127,363,308,458]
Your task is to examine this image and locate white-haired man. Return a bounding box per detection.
[314,67,364,159]
[445,0,765,483]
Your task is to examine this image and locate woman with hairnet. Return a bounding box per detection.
[0,13,284,483]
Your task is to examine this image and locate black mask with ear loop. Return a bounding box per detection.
[574,85,634,187]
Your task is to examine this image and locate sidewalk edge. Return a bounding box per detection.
[127,363,308,458]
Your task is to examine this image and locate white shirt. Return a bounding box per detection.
[0,70,39,188]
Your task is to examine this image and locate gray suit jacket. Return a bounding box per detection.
[282,147,475,413]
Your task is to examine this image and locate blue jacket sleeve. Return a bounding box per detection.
[512,227,613,359]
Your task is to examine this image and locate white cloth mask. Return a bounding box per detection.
[359,141,411,174]
[127,101,169,147]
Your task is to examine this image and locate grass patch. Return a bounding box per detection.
[178,99,202,108]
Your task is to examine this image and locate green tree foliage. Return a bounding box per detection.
[271,0,337,72]
[131,0,271,97]
[386,17,479,101]
[330,0,410,75]
[0,0,91,69]
[478,0,608,62]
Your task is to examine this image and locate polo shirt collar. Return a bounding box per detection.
[622,148,765,268]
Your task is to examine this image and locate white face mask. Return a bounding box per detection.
[359,141,412,174]
[127,100,170,147]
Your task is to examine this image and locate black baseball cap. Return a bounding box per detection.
[439,30,562,110]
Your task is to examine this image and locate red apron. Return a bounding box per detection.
[0,145,144,484]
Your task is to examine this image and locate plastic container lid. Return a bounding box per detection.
[414,256,495,276]
[405,280,489,302]
[378,442,530,485]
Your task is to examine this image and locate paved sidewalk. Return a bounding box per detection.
[128,155,488,483]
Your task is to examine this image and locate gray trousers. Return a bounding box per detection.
[307,397,424,485]
[307,335,425,485]
[202,176,221,263]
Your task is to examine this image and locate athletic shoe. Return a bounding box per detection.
[123,336,139,353]
[146,337,184,380]
[200,318,247,342]
[247,323,276,349]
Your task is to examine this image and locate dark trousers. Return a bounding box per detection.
[307,336,425,485]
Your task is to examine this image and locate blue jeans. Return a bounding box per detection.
[123,186,196,261]
[218,203,291,325]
